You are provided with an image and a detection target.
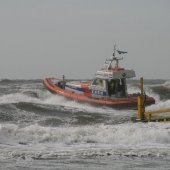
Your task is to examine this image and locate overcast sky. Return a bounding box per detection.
[0,0,169,79]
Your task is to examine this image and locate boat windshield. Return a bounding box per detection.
[92,79,105,88]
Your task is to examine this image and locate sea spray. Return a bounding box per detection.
[1,123,170,146]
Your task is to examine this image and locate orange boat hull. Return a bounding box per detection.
[43,78,155,110]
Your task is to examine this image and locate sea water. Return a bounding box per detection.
[0,79,170,170]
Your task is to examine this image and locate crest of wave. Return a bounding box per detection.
[127,84,160,102]
[146,99,170,111]
[164,80,170,88]
[1,123,170,146]
[42,91,124,115]
[0,93,40,104]
[0,89,124,115]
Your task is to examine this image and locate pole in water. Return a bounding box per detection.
[140,77,144,95]
[137,77,146,121]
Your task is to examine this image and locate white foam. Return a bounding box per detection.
[147,87,160,102]
[127,82,170,112]
[1,122,170,162]
[0,89,65,106]
[0,90,121,116]
[127,84,140,94]
[43,93,130,115]
[1,123,170,147]
[164,80,170,88]
[0,93,40,104]
[127,84,160,102]
[146,99,170,111]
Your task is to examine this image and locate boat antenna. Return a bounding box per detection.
[112,44,127,68]
[108,44,123,68]
[104,44,127,70]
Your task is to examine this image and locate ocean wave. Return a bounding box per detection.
[151,85,170,100]
[127,81,170,102]
[4,146,169,161]
[164,80,170,88]
[0,79,13,84]
[0,89,129,116]
[13,102,131,126]
[0,80,168,123]
[127,84,160,102]
[0,93,40,104]
[1,122,170,163]
[1,123,170,146]
[146,99,170,111]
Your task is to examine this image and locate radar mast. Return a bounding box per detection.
[104,44,127,70]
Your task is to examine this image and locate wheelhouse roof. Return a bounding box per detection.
[95,69,136,80]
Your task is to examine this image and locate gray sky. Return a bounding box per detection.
[0,0,170,79]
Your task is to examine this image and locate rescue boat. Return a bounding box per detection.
[43,45,155,109]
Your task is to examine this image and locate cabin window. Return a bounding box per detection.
[108,79,116,95]
[92,79,105,88]
[107,78,126,97]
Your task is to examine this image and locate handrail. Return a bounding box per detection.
[145,109,170,115]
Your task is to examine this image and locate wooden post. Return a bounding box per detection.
[137,77,145,121]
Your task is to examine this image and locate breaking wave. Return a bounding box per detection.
[1,122,170,146]
[0,88,131,116]
[146,99,170,111]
